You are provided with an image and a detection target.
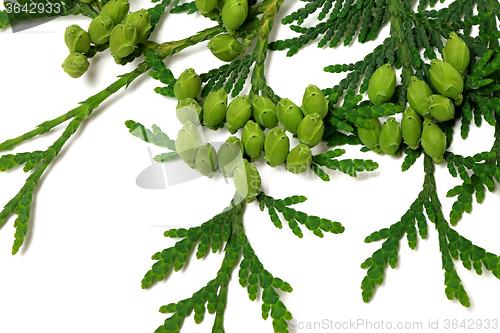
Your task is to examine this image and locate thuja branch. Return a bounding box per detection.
[361,155,500,306]
[389,0,415,93]
[142,25,223,59]
[199,0,285,100]
[0,17,243,254]
[0,63,148,153]
[142,192,339,333]
[250,0,284,100]
[0,62,149,254]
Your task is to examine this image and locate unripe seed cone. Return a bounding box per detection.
[62,52,90,78]
[407,76,432,117]
[174,68,202,101]
[429,59,464,104]
[80,0,93,3]
[221,0,248,32]
[252,96,278,128]
[357,117,382,153]
[443,32,470,75]
[208,34,243,62]
[297,113,324,148]
[100,0,130,25]
[286,144,312,174]
[379,117,402,156]
[426,94,455,122]
[175,121,202,168]
[203,88,228,130]
[226,95,252,134]
[109,23,137,60]
[264,127,290,167]
[241,120,265,160]
[233,159,261,203]
[88,16,114,44]
[195,0,218,13]
[216,0,227,12]
[176,98,202,125]
[64,24,91,53]
[123,9,151,44]
[421,119,446,164]
[277,98,303,134]
[368,63,396,105]
[218,136,244,177]
[301,85,328,119]
[401,107,422,150]
[195,143,218,177]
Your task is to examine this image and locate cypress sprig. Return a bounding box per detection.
[144,49,176,98]
[362,155,500,307]
[0,109,91,254]
[125,120,179,162]
[445,151,500,226]
[142,201,241,289]
[201,55,254,98]
[312,149,379,179]
[170,1,198,15]
[145,194,300,333]
[0,62,151,254]
[154,235,241,333]
[199,0,285,100]
[257,193,344,238]
[125,121,176,150]
[238,233,294,332]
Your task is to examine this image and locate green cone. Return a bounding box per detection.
[301,85,328,119]
[286,144,312,174]
[421,119,446,164]
[176,98,202,125]
[264,127,290,167]
[234,159,261,203]
[203,88,228,130]
[174,68,202,101]
[208,34,243,62]
[195,0,218,14]
[426,94,455,122]
[62,53,89,78]
[195,143,218,177]
[277,98,303,134]
[221,0,248,32]
[100,0,130,26]
[297,113,324,148]
[218,136,244,177]
[407,76,433,117]
[226,95,252,134]
[64,24,91,53]
[88,16,114,45]
[429,59,464,105]
[367,63,396,105]
[175,121,202,168]
[123,9,151,44]
[241,120,265,160]
[252,96,278,128]
[443,32,470,75]
[379,117,402,156]
[357,117,382,153]
[401,107,422,150]
[109,23,137,60]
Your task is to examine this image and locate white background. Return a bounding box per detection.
[1,1,500,332]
